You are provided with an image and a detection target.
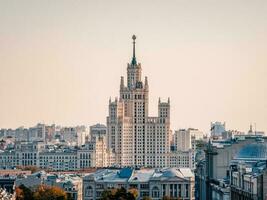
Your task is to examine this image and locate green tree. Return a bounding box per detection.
[15,184,34,200]
[17,165,40,173]
[162,196,178,200]
[128,188,138,199]
[33,185,67,200]
[101,190,115,200]
[142,196,152,200]
[100,187,136,200]
[15,187,24,200]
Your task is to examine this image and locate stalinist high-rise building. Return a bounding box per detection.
[107,35,171,168]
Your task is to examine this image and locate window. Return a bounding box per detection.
[152,186,160,198]
[140,184,149,189]
[85,186,93,197]
[185,184,189,197]
[178,184,182,197]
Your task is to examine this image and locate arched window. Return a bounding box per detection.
[85,185,93,197]
[152,186,160,198]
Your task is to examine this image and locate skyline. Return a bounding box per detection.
[0,0,267,133]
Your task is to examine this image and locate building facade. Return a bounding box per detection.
[107,35,174,168]
[83,167,195,200]
[173,129,191,151]
[195,135,267,200]
[15,171,83,200]
[0,140,114,171]
[230,141,267,200]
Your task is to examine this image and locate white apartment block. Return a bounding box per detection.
[61,126,87,146]
[173,128,205,152]
[107,35,172,168]
[173,129,191,151]
[189,128,204,141]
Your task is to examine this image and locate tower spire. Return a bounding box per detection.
[131,35,137,65]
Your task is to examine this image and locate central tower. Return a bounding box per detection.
[107,35,170,167]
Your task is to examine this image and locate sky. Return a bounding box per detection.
[0,0,266,133]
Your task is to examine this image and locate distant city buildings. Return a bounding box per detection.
[89,124,107,143]
[0,139,114,171]
[210,121,226,139]
[172,128,205,152]
[0,124,88,146]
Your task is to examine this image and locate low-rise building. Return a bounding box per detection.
[83,167,195,200]
[229,141,267,200]
[15,171,83,200]
[195,135,266,200]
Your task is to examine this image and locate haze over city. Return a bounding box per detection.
[0,0,266,133]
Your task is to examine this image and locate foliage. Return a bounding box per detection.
[33,185,67,200]
[162,196,172,200]
[101,190,114,200]
[100,187,136,200]
[195,140,207,149]
[128,188,138,199]
[15,184,34,200]
[16,165,41,173]
[142,196,152,200]
[15,184,67,200]
[15,186,25,200]
[162,196,181,200]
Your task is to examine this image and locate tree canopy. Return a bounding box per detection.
[100,187,136,200]
[15,184,67,200]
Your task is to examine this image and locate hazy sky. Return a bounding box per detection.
[0,0,267,133]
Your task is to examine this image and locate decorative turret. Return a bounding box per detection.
[144,76,149,90]
[158,98,170,120]
[120,76,124,91]
[248,123,253,134]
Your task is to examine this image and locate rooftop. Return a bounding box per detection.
[85,168,194,183]
[235,142,267,161]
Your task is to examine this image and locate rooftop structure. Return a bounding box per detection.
[234,142,267,161]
